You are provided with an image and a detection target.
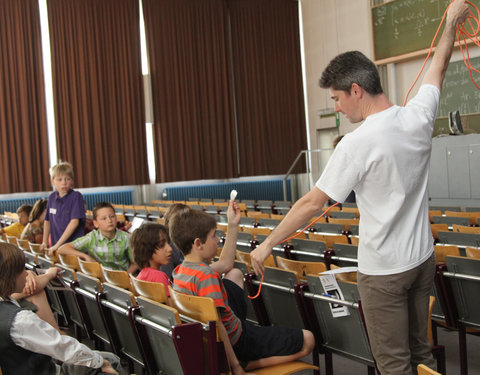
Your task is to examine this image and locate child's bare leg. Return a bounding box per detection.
[26,290,63,333]
[245,329,315,370]
[223,268,244,289]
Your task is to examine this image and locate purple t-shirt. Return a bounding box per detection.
[45,189,86,246]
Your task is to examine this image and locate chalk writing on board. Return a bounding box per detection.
[373,0,450,60]
[438,56,480,117]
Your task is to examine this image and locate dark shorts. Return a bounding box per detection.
[222,278,304,362]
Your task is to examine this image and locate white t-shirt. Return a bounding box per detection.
[316,84,440,275]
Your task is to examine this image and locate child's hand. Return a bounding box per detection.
[101,359,118,374]
[22,271,37,296]
[47,246,58,257]
[227,200,241,226]
[79,253,96,262]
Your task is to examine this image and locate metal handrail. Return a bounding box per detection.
[283,148,334,201]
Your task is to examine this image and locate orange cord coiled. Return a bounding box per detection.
[403,0,480,106]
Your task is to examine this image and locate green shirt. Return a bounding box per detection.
[72,228,132,271]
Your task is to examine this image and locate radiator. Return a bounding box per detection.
[163,179,291,202]
[0,190,134,213]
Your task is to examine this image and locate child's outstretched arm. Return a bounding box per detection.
[58,241,96,262]
[40,220,50,252]
[47,218,79,256]
[211,200,240,274]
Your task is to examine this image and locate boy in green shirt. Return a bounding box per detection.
[58,202,137,272]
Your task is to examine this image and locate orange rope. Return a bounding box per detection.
[248,202,340,299]
[403,0,480,106]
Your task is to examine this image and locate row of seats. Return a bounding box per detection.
[241,264,444,374]
[7,226,451,375]
[429,209,480,227]
[19,246,319,375]
[110,201,360,221]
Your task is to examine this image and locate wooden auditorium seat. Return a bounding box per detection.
[130,275,168,304]
[168,287,318,375]
[433,245,460,264]
[417,364,441,375]
[58,253,80,271]
[452,224,480,234]
[101,267,136,294]
[276,257,326,281]
[78,259,105,282]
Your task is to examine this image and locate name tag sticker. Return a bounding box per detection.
[50,208,57,214]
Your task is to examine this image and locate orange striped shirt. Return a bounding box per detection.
[173,261,242,344]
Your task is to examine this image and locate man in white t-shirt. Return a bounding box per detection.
[251,1,469,373]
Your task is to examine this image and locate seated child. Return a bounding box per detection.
[131,223,172,295]
[11,266,64,333]
[0,242,120,374]
[20,199,48,243]
[160,203,188,279]
[170,204,315,374]
[58,202,137,273]
[0,204,33,238]
[42,161,86,255]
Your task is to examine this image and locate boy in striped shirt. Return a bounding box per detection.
[58,202,138,273]
[171,205,314,375]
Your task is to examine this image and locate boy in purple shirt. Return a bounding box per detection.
[41,161,85,256]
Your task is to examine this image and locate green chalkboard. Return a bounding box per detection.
[372,0,450,60]
[438,56,480,116]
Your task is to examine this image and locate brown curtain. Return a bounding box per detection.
[47,0,149,188]
[0,0,50,194]
[143,0,237,182]
[228,0,307,176]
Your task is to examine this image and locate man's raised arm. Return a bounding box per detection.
[422,0,470,89]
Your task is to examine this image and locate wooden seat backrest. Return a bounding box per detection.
[309,233,348,249]
[29,242,43,255]
[236,250,275,267]
[350,236,359,246]
[428,210,442,223]
[434,245,460,264]
[465,246,480,259]
[78,259,105,282]
[168,286,219,337]
[417,364,441,375]
[341,207,360,218]
[102,267,136,294]
[246,211,270,219]
[130,275,168,304]
[276,257,326,280]
[430,224,449,240]
[58,253,80,270]
[241,226,272,238]
[329,264,358,283]
[452,224,480,234]
[16,239,29,251]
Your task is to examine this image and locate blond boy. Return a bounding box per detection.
[41,162,85,255]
